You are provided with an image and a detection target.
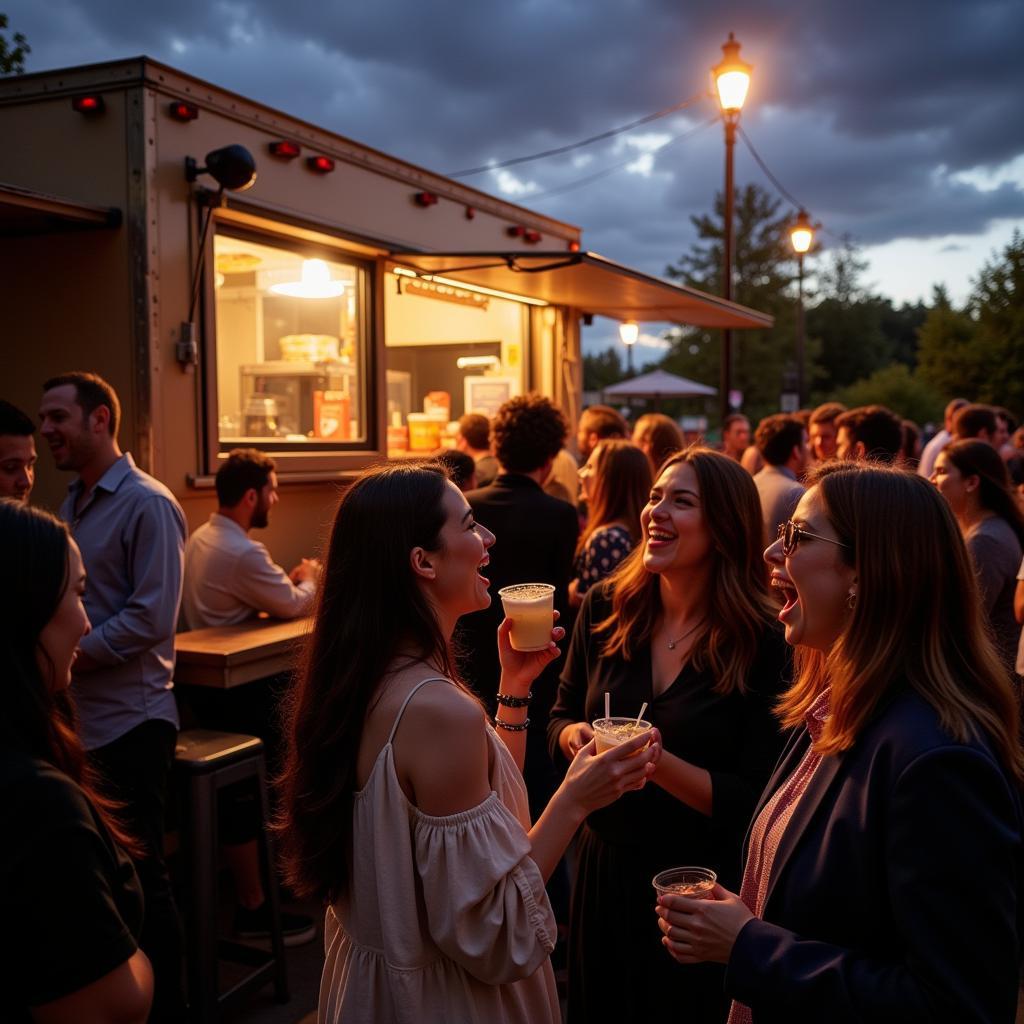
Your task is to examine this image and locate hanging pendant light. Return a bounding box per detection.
[270,258,345,299]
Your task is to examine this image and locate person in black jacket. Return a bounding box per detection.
[0,500,153,1023]
[657,462,1024,1024]
[459,393,579,824]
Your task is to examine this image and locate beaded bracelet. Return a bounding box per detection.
[496,691,532,708]
[494,716,530,732]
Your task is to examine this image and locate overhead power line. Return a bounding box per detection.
[737,125,807,211]
[446,91,709,178]
[527,115,719,202]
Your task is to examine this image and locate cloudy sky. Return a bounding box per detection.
[7,0,1023,359]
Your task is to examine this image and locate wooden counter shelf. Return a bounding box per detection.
[174,616,312,689]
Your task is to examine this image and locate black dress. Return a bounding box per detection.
[548,585,791,1024]
[1,750,144,1021]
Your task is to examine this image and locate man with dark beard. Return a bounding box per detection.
[181,446,318,946]
[182,447,318,628]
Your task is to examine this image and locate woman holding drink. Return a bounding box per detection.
[657,463,1023,1022]
[548,447,790,1022]
[0,500,153,1023]
[276,463,661,1024]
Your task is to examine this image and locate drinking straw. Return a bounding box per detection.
[605,691,610,720]
[634,702,648,728]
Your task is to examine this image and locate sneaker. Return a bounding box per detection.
[234,902,317,947]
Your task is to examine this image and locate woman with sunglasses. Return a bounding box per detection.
[932,438,1024,679]
[549,448,790,1022]
[656,463,1023,1023]
[0,500,152,1023]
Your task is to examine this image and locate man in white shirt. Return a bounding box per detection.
[183,449,318,628]
[182,448,318,945]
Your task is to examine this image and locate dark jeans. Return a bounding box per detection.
[91,719,187,1023]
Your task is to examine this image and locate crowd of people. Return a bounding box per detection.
[2,378,1024,1023]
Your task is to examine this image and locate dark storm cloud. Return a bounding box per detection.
[6,0,1023,282]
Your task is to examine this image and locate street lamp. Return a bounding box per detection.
[619,319,639,374]
[712,32,752,427]
[789,208,814,406]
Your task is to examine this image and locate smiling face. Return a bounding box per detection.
[422,482,495,619]
[809,420,838,461]
[39,384,100,472]
[641,460,713,576]
[0,433,36,501]
[930,450,976,517]
[37,539,91,690]
[764,487,856,651]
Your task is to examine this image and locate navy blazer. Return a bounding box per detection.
[725,687,1023,1023]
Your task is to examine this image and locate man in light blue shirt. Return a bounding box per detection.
[41,371,186,1022]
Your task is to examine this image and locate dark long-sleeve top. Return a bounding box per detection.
[726,687,1024,1023]
[547,585,791,888]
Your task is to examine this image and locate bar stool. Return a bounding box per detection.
[174,728,289,1023]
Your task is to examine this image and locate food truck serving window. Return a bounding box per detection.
[213,232,368,452]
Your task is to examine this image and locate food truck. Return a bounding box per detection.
[1,57,771,562]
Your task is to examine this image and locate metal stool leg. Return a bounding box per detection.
[188,772,219,1024]
[255,754,289,1002]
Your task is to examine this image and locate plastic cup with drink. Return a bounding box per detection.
[652,867,717,900]
[498,583,556,652]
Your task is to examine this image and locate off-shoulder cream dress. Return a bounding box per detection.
[318,677,560,1024]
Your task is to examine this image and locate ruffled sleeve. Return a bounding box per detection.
[413,792,556,985]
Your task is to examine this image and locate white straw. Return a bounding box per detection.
[634,702,648,728]
[605,692,611,721]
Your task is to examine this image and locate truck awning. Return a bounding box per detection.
[0,183,121,237]
[387,250,772,329]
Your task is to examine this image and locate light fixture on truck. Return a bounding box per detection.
[72,94,105,115]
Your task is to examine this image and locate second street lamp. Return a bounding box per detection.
[713,32,752,428]
[619,319,639,375]
[790,209,814,407]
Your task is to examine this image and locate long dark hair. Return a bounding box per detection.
[596,447,778,694]
[0,500,139,853]
[943,439,1024,547]
[778,463,1024,782]
[577,439,651,556]
[276,463,466,902]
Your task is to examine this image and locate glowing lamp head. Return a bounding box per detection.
[790,209,814,254]
[619,320,640,346]
[270,259,346,299]
[713,33,752,113]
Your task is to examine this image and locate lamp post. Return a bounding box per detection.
[789,209,814,407]
[712,32,751,427]
[619,319,639,375]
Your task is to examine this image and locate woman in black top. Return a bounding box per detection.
[0,500,151,1023]
[548,448,790,1023]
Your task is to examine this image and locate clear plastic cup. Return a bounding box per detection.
[498,583,555,652]
[592,716,653,754]
[652,866,717,900]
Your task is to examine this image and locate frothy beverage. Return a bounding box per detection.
[592,717,652,754]
[652,867,716,900]
[498,583,556,652]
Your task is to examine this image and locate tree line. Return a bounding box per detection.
[585,183,1024,428]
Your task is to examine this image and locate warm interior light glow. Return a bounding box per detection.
[713,33,752,113]
[790,210,814,254]
[270,259,346,299]
[619,320,640,346]
[456,355,502,369]
[390,266,548,307]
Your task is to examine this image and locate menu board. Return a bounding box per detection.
[464,376,516,418]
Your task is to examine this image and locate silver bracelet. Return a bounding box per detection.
[494,716,530,732]
[496,691,532,708]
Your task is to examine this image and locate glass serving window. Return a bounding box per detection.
[383,270,529,457]
[213,232,367,451]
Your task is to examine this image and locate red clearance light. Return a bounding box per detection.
[269,140,301,159]
[568,240,581,252]
[523,229,542,244]
[464,205,476,220]
[72,94,105,115]
[168,100,199,122]
[506,225,525,238]
[307,155,335,174]
[414,191,438,207]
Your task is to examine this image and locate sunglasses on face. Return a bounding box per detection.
[777,520,851,557]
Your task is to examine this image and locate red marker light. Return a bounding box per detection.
[414,191,438,207]
[168,101,199,122]
[72,94,105,115]
[568,240,581,252]
[269,140,301,159]
[524,229,542,244]
[506,225,525,238]
[307,155,335,174]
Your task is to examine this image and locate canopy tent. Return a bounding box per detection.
[387,251,773,330]
[603,369,716,411]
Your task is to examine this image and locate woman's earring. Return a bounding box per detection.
[847,588,857,610]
